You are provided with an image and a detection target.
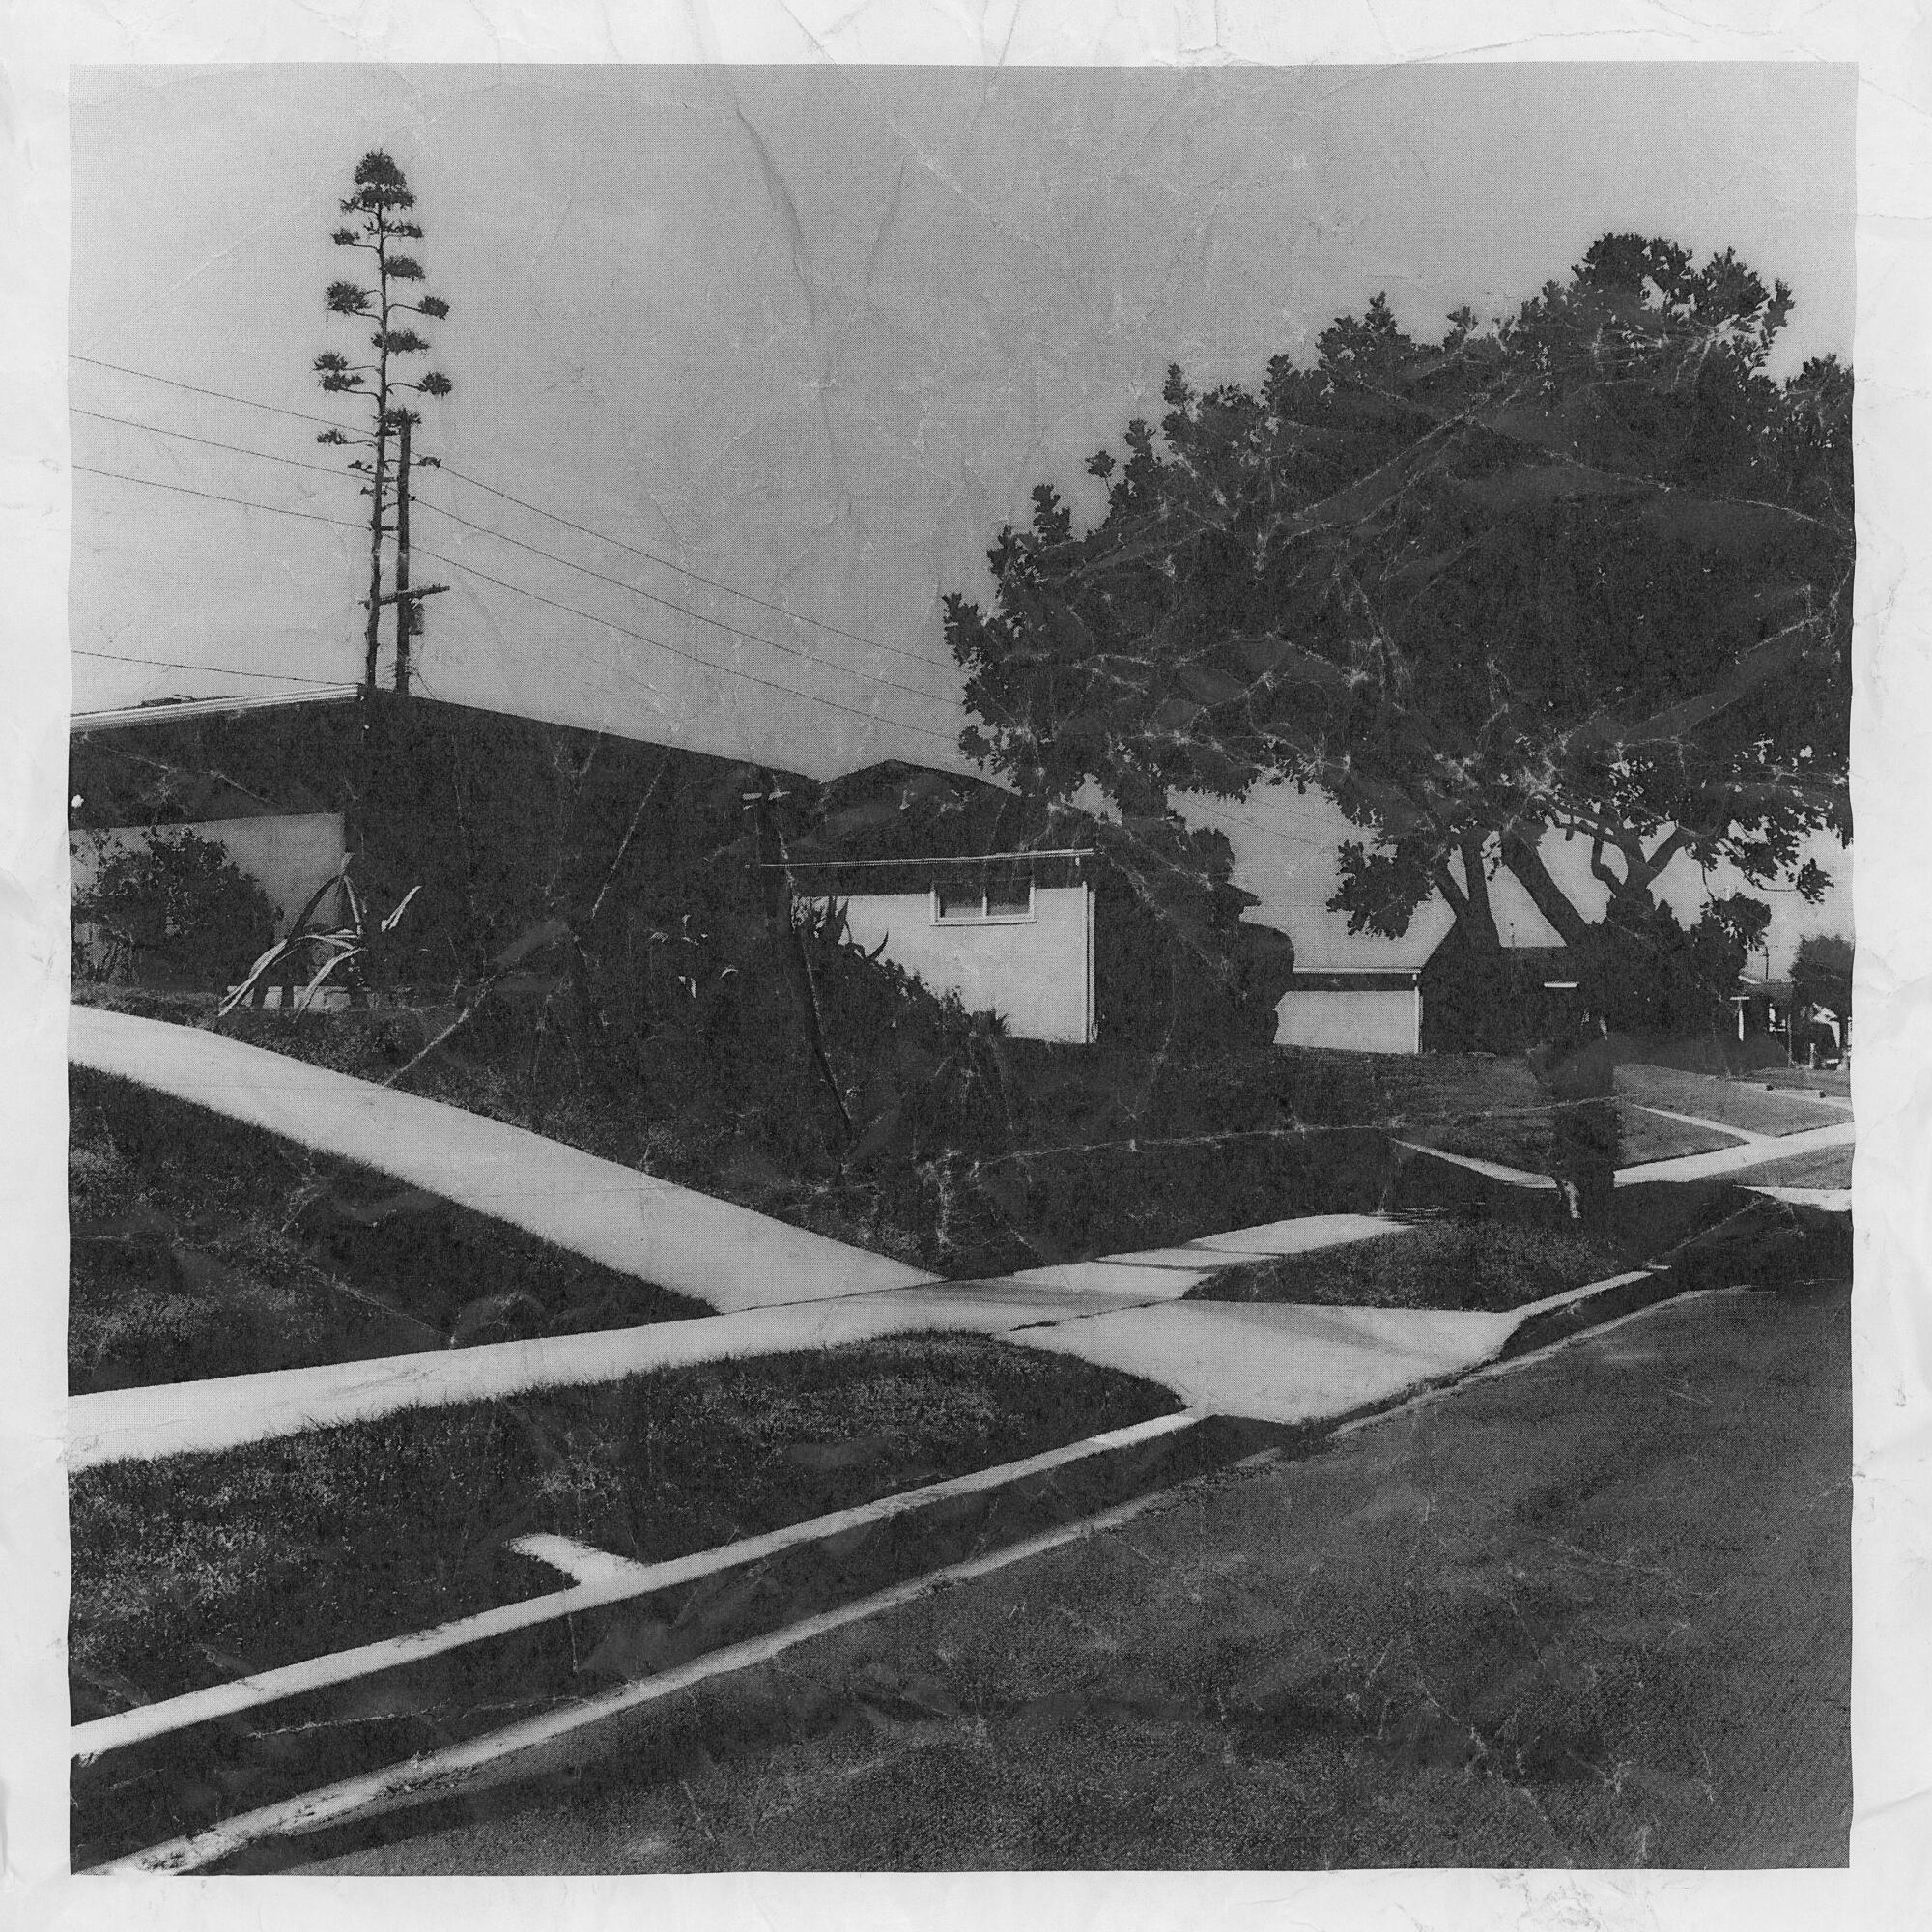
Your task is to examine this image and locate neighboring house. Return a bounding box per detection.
[1276,933,1579,1057]
[787,761,1294,1050]
[70,689,355,962]
[1731,977,1797,1046]
[1730,976,1847,1064]
[1274,967,1424,1056]
[781,847,1098,1044]
[71,695,1609,1058]
[68,688,815,992]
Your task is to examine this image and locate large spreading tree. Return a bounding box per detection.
[944,235,1851,1023]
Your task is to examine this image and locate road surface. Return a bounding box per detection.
[293,1273,1850,1873]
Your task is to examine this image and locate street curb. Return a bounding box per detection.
[92,1447,1252,1875]
[1498,1267,1684,1358]
[90,1269,1708,1875]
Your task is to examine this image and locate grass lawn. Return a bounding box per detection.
[1721,1143,1855,1191]
[74,991,1404,1278]
[338,1283,1845,1875]
[1411,1099,1739,1174]
[1609,1103,1747,1164]
[69,1334,1179,1715]
[1188,1217,1634,1313]
[1613,1064,1847,1135]
[70,1066,705,1393]
[1751,1064,1852,1100]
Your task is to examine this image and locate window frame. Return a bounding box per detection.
[930,877,1037,925]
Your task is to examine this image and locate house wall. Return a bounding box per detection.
[1275,986,1420,1055]
[826,884,1094,1043]
[71,813,347,937]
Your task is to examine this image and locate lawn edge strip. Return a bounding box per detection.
[67,1297,983,1470]
[69,1006,938,1316]
[1327,1282,1726,1442]
[1390,1140,1556,1189]
[83,1268,1707,1874]
[72,1409,1204,1763]
[92,1466,1223,1876]
[1614,1119,1854,1186]
[1618,1101,1760,1145]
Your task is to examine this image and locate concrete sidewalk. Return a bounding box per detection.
[1398,1118,1856,1192]
[1005,1213,1408,1299]
[296,1279,1848,1876]
[70,1008,1441,1463]
[71,1008,1808,1467]
[70,1005,935,1315]
[1617,1119,1855,1185]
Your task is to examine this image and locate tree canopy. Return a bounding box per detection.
[944,235,1852,972]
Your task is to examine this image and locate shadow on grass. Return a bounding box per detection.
[69,1065,707,1394]
[69,1332,1182,1718]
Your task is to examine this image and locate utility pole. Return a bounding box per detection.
[317,150,453,695]
[382,412,446,696]
[360,414,389,692]
[748,777,851,1149]
[392,412,413,694]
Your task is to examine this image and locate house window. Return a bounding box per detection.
[932,877,1035,923]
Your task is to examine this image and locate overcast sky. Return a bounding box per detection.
[69,61,1856,966]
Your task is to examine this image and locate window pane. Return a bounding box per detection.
[934,882,980,921]
[985,878,1032,917]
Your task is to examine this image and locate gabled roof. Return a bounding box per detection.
[796,759,1080,865]
[69,685,359,733]
[799,759,1271,925]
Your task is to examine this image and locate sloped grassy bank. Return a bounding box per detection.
[70,1333,1181,1718]
[70,1065,705,1392]
[77,992,1413,1277]
[1189,1218,1634,1313]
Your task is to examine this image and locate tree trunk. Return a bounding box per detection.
[1500,831,1593,949]
[1429,839,1504,952]
[1457,833,1500,952]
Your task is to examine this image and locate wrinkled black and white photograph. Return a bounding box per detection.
[54,54,1861,1882]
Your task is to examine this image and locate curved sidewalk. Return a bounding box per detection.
[69,1005,936,1316]
[68,1008,1776,1470]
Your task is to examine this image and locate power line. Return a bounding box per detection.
[434,463,948,672]
[71,407,354,482]
[412,497,960,710]
[73,398,961,709]
[72,354,952,676]
[72,649,355,687]
[75,459,963,747]
[74,404,958,710]
[71,354,346,430]
[411,542,965,751]
[73,463,367,532]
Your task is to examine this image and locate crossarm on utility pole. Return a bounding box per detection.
[362,585,448,608]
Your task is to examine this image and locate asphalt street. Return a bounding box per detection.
[294,1272,1852,1873]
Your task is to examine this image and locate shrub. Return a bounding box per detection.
[1571,894,1765,1042]
[73,829,279,987]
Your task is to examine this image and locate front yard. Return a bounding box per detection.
[70,1065,704,1392]
[1188,1218,1635,1313]
[1410,1100,1742,1174]
[74,990,1404,1278]
[70,1334,1181,1715]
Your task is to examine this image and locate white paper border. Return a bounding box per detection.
[5,4,1926,1927]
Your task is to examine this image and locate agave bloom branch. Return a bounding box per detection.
[314,150,455,694]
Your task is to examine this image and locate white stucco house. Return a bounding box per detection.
[784,848,1098,1044]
